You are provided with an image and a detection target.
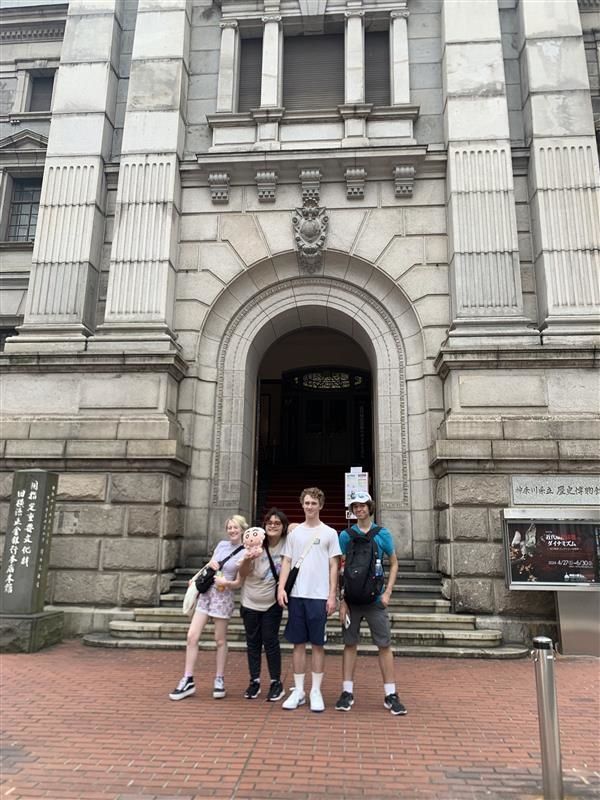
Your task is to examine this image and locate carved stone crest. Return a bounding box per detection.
[292,200,328,273]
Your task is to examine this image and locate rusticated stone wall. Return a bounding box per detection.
[0,468,185,633]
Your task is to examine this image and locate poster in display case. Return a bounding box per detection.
[502,508,600,590]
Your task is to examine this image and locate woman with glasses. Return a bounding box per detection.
[237,508,290,701]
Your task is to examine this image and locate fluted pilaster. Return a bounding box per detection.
[442,0,535,345]
[91,0,191,351]
[5,0,121,352]
[518,0,600,343]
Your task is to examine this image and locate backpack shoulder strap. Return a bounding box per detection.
[348,525,365,541]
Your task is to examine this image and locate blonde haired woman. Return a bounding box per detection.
[169,514,248,701]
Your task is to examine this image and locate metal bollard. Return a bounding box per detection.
[531,636,564,800]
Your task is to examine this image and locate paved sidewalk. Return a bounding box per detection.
[1,640,599,800]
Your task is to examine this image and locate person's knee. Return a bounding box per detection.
[214,632,227,649]
[186,629,199,647]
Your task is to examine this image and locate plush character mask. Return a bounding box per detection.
[243,526,265,558]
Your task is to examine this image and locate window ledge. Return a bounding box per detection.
[207,104,420,127]
[0,241,34,251]
[8,111,52,125]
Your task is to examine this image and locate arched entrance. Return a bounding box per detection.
[256,328,373,527]
[191,257,432,559]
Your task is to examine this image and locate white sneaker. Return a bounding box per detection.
[310,688,325,712]
[282,688,306,710]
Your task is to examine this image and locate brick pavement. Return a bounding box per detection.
[1,640,599,800]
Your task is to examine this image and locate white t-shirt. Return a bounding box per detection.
[281,522,341,600]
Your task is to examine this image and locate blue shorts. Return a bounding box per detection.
[284,597,328,646]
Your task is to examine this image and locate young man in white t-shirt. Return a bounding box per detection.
[277,487,341,712]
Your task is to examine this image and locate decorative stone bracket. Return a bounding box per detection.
[344,167,367,199]
[299,168,321,203]
[255,170,278,202]
[208,171,230,203]
[393,165,416,197]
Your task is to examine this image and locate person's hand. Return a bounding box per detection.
[339,599,348,618]
[326,595,336,616]
[380,590,392,608]
[278,587,288,607]
[208,559,219,570]
[214,574,227,589]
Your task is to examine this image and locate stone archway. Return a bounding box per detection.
[193,255,431,559]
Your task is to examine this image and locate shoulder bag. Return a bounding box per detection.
[283,534,319,596]
[195,544,244,593]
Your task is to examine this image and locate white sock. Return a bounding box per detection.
[311,672,323,692]
[293,673,305,693]
[343,681,353,694]
[384,683,396,696]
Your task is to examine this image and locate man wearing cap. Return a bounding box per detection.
[335,491,406,715]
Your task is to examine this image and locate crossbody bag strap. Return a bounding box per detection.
[265,545,279,582]
[293,534,319,570]
[217,544,244,570]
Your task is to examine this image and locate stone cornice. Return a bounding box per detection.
[0,4,67,42]
[0,455,190,477]
[195,143,428,184]
[434,347,600,378]
[0,351,189,382]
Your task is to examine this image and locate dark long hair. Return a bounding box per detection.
[262,507,289,541]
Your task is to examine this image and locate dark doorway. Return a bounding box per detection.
[280,367,371,467]
[256,366,372,527]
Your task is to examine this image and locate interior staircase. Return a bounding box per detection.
[257,465,350,529]
[83,561,528,658]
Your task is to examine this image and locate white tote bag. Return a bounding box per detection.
[182,570,202,616]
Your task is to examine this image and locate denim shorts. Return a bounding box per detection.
[284,597,328,646]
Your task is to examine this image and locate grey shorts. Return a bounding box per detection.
[342,601,391,648]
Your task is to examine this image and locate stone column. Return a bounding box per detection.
[517,0,600,345]
[252,14,283,148]
[390,7,410,105]
[91,0,191,351]
[216,21,239,113]
[5,0,121,353]
[340,10,370,147]
[442,0,536,346]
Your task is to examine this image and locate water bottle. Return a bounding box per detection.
[375,558,383,578]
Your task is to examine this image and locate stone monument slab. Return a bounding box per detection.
[0,470,63,652]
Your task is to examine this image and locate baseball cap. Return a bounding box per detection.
[349,491,372,506]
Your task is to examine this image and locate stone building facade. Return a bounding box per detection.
[0,0,599,641]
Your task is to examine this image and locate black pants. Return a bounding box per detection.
[240,602,283,682]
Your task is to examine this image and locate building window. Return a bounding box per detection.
[7,178,41,242]
[283,34,344,110]
[28,74,55,112]
[238,37,262,112]
[0,328,18,352]
[365,31,390,106]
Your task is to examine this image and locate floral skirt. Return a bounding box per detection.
[195,585,235,619]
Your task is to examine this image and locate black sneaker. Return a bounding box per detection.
[266,680,284,702]
[335,691,354,711]
[169,676,195,701]
[384,693,407,715]
[244,680,261,699]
